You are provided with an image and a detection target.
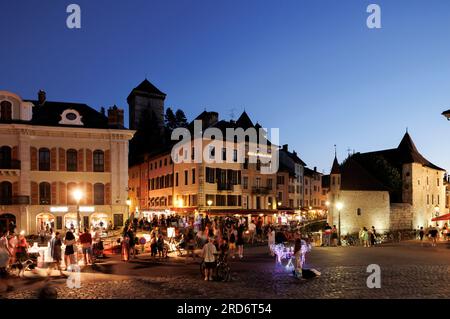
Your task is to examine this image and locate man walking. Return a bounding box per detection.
[79,228,93,265]
[201,237,217,281]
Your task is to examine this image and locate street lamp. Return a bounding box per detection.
[72,189,83,232]
[126,198,132,220]
[336,202,343,246]
[207,199,213,215]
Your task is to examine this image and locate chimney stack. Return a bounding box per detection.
[282,144,288,151]
[38,90,46,105]
[107,105,124,127]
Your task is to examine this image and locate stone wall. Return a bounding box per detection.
[390,203,413,230]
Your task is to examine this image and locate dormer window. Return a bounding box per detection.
[59,109,83,125]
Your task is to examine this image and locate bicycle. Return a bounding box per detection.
[199,253,231,282]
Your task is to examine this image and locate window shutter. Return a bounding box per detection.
[31,182,38,204]
[12,146,18,160]
[59,148,66,171]
[59,182,66,205]
[105,183,111,205]
[30,147,37,170]
[51,182,57,205]
[51,148,57,171]
[105,150,111,172]
[86,182,93,205]
[86,149,93,171]
[78,149,84,172]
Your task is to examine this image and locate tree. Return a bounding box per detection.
[175,109,188,128]
[165,107,177,131]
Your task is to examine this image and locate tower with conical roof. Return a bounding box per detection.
[127,79,166,130]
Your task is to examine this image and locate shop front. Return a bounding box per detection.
[36,213,55,233]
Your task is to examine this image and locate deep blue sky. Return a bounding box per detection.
[1,0,450,173]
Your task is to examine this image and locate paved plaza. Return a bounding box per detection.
[3,240,450,299]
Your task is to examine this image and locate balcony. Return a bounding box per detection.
[13,196,30,205]
[217,183,233,191]
[252,186,271,195]
[0,160,21,176]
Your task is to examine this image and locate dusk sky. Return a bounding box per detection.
[2,0,450,173]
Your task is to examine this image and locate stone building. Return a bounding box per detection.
[327,132,447,234]
[0,90,134,234]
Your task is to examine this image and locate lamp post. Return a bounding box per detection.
[126,198,132,220]
[207,199,213,215]
[336,202,343,246]
[434,205,440,226]
[72,189,83,233]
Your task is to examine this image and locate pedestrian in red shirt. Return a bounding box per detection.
[79,228,93,265]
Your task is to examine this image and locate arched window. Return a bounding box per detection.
[0,181,12,205]
[39,182,51,205]
[94,183,104,205]
[66,149,78,171]
[93,150,104,172]
[39,148,50,171]
[0,101,12,121]
[0,146,11,169]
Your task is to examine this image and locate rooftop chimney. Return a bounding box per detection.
[38,90,46,105]
[282,144,288,151]
[314,166,317,172]
[107,105,124,128]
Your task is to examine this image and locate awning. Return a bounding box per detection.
[431,213,450,221]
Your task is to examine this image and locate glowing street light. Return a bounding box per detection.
[126,198,132,220]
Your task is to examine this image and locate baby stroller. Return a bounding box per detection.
[92,240,104,263]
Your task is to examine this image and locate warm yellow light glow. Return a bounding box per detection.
[325,201,330,207]
[336,202,343,210]
[72,189,83,203]
[20,230,25,236]
[277,202,282,206]
[177,199,184,208]
[126,198,132,206]
[309,206,312,210]
[207,199,213,206]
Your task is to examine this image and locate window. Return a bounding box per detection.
[267,178,273,190]
[184,170,188,185]
[243,176,248,190]
[209,146,215,159]
[206,167,215,183]
[277,175,284,185]
[94,183,105,205]
[192,168,196,184]
[93,150,104,172]
[39,148,50,171]
[0,101,12,121]
[233,149,238,162]
[175,172,179,187]
[0,146,11,169]
[437,178,440,186]
[222,148,226,161]
[66,149,78,171]
[113,214,124,227]
[357,208,362,216]
[0,181,12,205]
[39,182,51,205]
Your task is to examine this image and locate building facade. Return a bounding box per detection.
[0,90,134,235]
[327,132,447,234]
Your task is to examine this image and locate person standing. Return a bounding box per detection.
[268,227,275,256]
[323,223,332,246]
[64,231,76,269]
[0,231,13,293]
[362,227,369,247]
[48,232,64,276]
[429,226,438,247]
[248,219,256,244]
[157,234,165,258]
[228,225,237,259]
[237,224,245,259]
[79,228,93,266]
[15,232,29,263]
[370,226,377,247]
[201,237,217,281]
[419,227,425,246]
[331,225,338,247]
[150,232,157,257]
